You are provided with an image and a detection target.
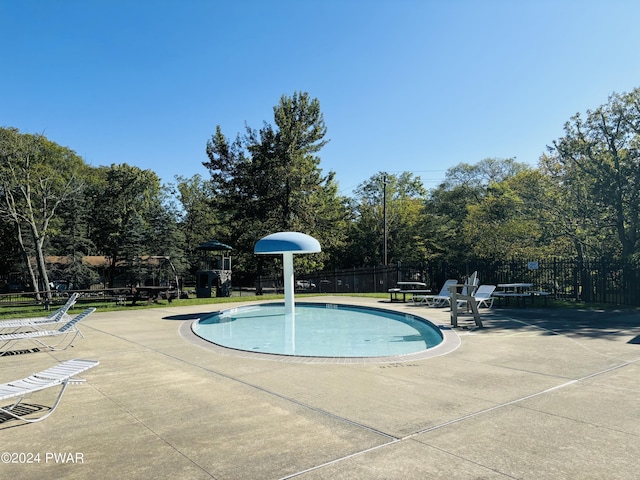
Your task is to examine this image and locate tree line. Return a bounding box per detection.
[2,88,639,296]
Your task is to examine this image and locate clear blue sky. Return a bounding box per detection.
[2,0,640,195]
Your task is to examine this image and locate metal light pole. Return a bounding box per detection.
[383,175,388,266]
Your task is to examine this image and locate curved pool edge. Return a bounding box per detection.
[179,299,461,364]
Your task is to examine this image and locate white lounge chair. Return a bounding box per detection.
[457,284,496,309]
[0,293,80,332]
[0,359,98,423]
[414,279,458,307]
[0,307,95,356]
[474,285,496,308]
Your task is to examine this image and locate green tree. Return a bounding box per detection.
[46,172,99,289]
[348,172,428,266]
[539,152,611,260]
[426,158,530,262]
[87,163,175,287]
[544,87,640,261]
[0,216,21,282]
[0,128,84,298]
[144,190,186,283]
[463,170,557,259]
[173,174,229,273]
[204,92,347,277]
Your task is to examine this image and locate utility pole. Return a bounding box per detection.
[383,175,388,266]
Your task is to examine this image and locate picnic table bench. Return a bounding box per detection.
[493,284,550,306]
[388,282,431,302]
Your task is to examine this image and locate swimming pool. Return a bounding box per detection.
[191,302,444,358]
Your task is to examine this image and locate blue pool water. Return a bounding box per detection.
[192,303,443,357]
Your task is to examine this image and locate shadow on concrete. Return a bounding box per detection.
[475,308,640,341]
[0,403,49,428]
[161,313,207,321]
[0,347,41,357]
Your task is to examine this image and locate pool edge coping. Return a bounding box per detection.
[178,300,461,364]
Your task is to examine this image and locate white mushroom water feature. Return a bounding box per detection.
[254,232,321,315]
[190,232,446,358]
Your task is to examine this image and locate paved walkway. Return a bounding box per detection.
[1,297,639,479]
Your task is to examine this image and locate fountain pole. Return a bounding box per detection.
[282,251,295,315]
[254,231,321,318]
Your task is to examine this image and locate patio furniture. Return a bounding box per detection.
[0,293,80,332]
[413,279,458,306]
[389,281,431,302]
[442,271,479,306]
[449,274,483,328]
[493,283,533,306]
[474,285,496,307]
[0,358,99,423]
[494,284,551,306]
[456,284,496,309]
[0,307,95,356]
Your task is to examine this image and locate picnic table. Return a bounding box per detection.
[388,282,431,302]
[130,286,176,305]
[493,283,549,306]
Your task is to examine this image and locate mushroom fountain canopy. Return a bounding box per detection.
[254,232,321,255]
[254,232,321,315]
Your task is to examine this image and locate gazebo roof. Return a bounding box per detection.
[195,240,233,251]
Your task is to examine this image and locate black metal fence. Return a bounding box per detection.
[295,258,640,306]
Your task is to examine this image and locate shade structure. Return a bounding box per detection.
[196,240,233,251]
[254,232,321,315]
[254,232,321,255]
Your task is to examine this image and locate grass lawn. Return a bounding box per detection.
[0,292,387,319]
[1,291,637,320]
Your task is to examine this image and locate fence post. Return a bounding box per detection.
[373,265,377,293]
[352,267,356,293]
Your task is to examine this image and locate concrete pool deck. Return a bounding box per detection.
[1,296,639,479]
